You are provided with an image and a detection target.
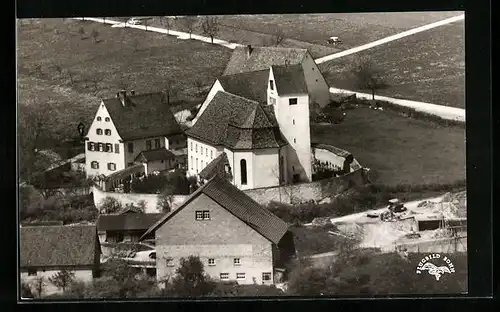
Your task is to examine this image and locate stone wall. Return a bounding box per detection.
[92,186,188,214]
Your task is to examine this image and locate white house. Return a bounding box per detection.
[84,90,186,183]
[20,225,101,297]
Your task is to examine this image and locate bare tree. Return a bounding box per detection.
[181,16,197,39]
[194,79,205,96]
[53,63,63,78]
[144,18,150,31]
[351,57,388,101]
[159,16,172,34]
[201,16,220,44]
[273,28,286,46]
[31,276,46,298]
[91,29,99,43]
[49,270,75,292]
[66,69,75,85]
[78,26,85,39]
[91,76,103,93]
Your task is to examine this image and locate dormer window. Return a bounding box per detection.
[97,117,102,121]
[269,80,274,90]
[96,128,103,135]
[289,98,298,105]
[105,117,110,122]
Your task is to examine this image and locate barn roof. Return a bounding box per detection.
[97,213,165,232]
[20,225,99,268]
[199,152,230,180]
[141,176,289,244]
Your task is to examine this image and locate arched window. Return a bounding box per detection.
[105,117,110,122]
[240,159,247,185]
[97,117,102,121]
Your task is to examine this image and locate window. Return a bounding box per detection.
[91,161,99,169]
[240,159,247,185]
[293,119,295,125]
[97,117,102,121]
[105,117,110,122]
[206,149,208,157]
[292,166,295,172]
[146,140,152,150]
[128,142,134,153]
[87,142,94,151]
[190,156,193,170]
[312,67,315,71]
[190,142,193,151]
[114,143,120,153]
[196,144,198,153]
[196,158,198,173]
[202,211,210,220]
[233,258,241,266]
[27,269,37,276]
[262,272,272,281]
[195,211,203,220]
[201,147,204,155]
[269,80,274,90]
[220,273,229,280]
[166,258,174,267]
[154,139,161,149]
[236,273,246,280]
[208,258,215,266]
[108,163,116,171]
[105,129,111,136]
[96,128,103,135]
[98,143,104,152]
[293,138,296,143]
[201,160,204,168]
[289,98,298,105]
[211,150,213,158]
[105,143,113,152]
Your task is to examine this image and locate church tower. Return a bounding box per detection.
[267,65,312,183]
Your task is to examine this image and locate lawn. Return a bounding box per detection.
[311,106,466,186]
[318,20,465,108]
[17,18,231,142]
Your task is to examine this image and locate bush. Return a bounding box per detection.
[99,197,122,214]
[131,170,191,195]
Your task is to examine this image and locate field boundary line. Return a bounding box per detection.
[314,14,464,64]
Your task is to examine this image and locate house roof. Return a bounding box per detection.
[217,70,269,104]
[102,92,182,141]
[20,225,99,268]
[271,64,308,95]
[141,176,289,244]
[223,46,308,76]
[185,91,288,150]
[104,164,145,181]
[135,148,175,162]
[97,213,165,232]
[199,152,230,180]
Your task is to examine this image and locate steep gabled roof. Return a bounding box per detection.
[134,148,176,162]
[271,64,308,95]
[20,225,99,268]
[218,70,269,104]
[103,92,182,141]
[223,46,308,76]
[185,91,288,150]
[199,152,230,180]
[141,176,289,244]
[97,213,165,232]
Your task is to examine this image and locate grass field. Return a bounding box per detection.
[311,106,465,186]
[17,18,231,141]
[319,20,465,108]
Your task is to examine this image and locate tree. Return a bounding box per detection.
[171,256,214,297]
[78,26,85,39]
[49,270,76,292]
[201,16,220,44]
[272,28,285,46]
[181,16,197,39]
[159,16,172,34]
[31,276,46,298]
[53,63,63,78]
[90,76,102,93]
[21,282,34,299]
[66,69,75,85]
[351,57,388,101]
[164,78,178,105]
[99,197,123,214]
[91,29,99,43]
[157,184,175,213]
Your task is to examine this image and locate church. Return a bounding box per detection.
[186,45,331,190]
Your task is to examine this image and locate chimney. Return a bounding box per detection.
[130,90,135,96]
[247,44,253,57]
[118,90,127,106]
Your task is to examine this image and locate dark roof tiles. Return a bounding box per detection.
[135,148,176,162]
[20,225,99,268]
[97,213,165,232]
[199,152,230,180]
[218,70,269,104]
[271,64,308,95]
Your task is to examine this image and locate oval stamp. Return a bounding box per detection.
[416,253,456,281]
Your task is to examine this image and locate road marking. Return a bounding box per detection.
[314,14,464,64]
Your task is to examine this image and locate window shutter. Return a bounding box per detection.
[87,142,92,151]
[115,144,120,153]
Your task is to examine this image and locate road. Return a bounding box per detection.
[74,16,465,122]
[315,14,465,64]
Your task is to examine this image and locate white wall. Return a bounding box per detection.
[21,268,93,297]
[274,93,312,182]
[301,53,331,107]
[253,148,280,188]
[187,137,219,177]
[86,102,125,177]
[191,80,225,126]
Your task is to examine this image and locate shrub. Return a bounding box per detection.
[171,256,214,297]
[99,197,122,214]
[49,270,76,292]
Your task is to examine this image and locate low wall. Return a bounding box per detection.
[243,168,365,206]
[92,186,188,214]
[312,145,362,172]
[395,236,467,253]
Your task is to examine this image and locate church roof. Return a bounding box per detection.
[217,70,269,104]
[271,64,309,95]
[186,91,288,150]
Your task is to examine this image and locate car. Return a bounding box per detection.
[327,36,342,44]
[127,18,141,25]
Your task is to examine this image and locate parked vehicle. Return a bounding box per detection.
[327,36,342,44]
